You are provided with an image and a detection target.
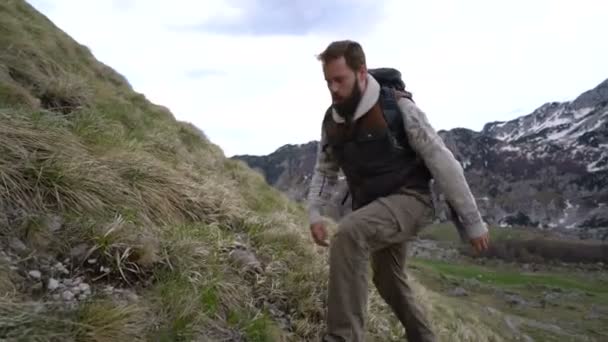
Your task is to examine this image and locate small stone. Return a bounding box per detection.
[46,215,63,232]
[449,287,468,297]
[28,270,42,279]
[53,262,69,275]
[79,283,90,292]
[125,291,139,302]
[33,302,45,314]
[62,290,75,301]
[78,293,88,301]
[485,307,499,316]
[47,278,59,291]
[51,293,61,301]
[71,286,81,295]
[70,244,89,261]
[9,238,27,254]
[505,294,527,307]
[87,258,97,264]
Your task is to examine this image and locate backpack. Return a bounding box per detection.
[342,68,469,239]
[368,67,409,93]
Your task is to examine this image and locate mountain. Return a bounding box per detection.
[234,78,608,235]
[234,141,319,202]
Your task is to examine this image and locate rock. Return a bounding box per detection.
[87,258,97,264]
[78,293,88,301]
[53,262,69,275]
[485,307,499,316]
[448,287,468,297]
[543,292,560,302]
[45,215,63,232]
[79,283,90,293]
[505,294,527,307]
[9,238,28,254]
[51,293,61,301]
[47,278,59,291]
[229,248,263,274]
[70,244,89,261]
[62,290,75,301]
[28,270,42,279]
[125,291,138,302]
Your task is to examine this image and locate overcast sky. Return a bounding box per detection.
[27,0,608,157]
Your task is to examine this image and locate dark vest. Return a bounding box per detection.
[322,87,432,210]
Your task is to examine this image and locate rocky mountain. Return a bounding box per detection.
[234,141,319,202]
[234,78,608,234]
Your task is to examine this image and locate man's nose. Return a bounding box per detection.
[329,82,339,93]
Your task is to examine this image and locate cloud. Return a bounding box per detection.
[25,0,608,157]
[177,0,381,36]
[185,69,225,79]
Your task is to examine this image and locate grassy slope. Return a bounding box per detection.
[1,1,512,341]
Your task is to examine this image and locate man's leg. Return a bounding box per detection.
[323,193,430,342]
[371,243,436,342]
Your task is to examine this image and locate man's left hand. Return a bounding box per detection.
[470,232,490,255]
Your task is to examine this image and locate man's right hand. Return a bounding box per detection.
[310,222,329,247]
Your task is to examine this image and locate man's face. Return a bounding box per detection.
[323,57,357,104]
[323,57,366,118]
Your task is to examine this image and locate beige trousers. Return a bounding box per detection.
[323,190,436,342]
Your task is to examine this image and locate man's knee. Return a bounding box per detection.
[333,214,367,251]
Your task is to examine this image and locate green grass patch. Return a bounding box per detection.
[412,258,608,295]
[420,223,538,243]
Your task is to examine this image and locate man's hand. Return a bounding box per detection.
[310,222,329,247]
[470,231,490,255]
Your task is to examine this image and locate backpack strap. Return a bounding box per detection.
[378,86,408,150]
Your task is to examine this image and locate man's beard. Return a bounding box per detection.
[332,78,362,123]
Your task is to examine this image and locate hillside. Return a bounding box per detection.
[0,1,524,341]
[234,78,608,238]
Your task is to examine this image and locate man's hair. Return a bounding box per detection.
[317,40,366,71]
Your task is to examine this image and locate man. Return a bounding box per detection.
[307,40,490,342]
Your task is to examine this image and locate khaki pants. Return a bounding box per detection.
[323,190,436,342]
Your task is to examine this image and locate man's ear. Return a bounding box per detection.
[357,65,367,82]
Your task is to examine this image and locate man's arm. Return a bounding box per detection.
[307,125,340,225]
[397,97,488,239]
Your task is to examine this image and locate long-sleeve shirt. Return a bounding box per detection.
[307,74,488,240]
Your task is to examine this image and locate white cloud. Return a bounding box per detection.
[26,0,608,157]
